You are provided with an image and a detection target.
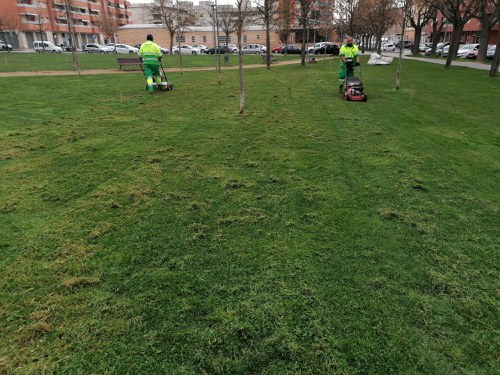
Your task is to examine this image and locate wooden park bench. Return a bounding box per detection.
[117,57,143,70]
[261,54,278,64]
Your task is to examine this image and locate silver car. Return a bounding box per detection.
[83,43,108,53]
[241,44,266,55]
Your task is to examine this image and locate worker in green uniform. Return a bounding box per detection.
[338,36,360,93]
[138,34,164,94]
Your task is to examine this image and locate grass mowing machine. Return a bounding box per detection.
[343,58,367,102]
[140,60,173,93]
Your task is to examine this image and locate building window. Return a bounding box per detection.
[191,36,195,42]
[203,36,207,42]
[25,14,36,22]
[243,35,247,43]
[256,35,260,40]
[175,36,186,42]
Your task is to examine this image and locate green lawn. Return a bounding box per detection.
[0,58,498,374]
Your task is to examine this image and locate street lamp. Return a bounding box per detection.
[208,1,220,73]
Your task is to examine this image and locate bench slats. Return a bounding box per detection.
[261,55,278,64]
[117,57,142,70]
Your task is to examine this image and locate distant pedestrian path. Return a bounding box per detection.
[381,51,491,71]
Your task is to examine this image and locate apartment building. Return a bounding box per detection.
[0,0,132,50]
[423,11,499,45]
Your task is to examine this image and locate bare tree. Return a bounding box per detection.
[0,8,17,50]
[255,0,278,69]
[96,5,119,47]
[489,0,500,76]
[423,0,481,69]
[173,1,196,74]
[218,8,238,48]
[406,0,435,54]
[476,0,498,63]
[234,0,253,113]
[33,1,50,51]
[360,0,398,54]
[147,0,180,53]
[427,10,445,55]
[396,0,410,90]
[297,0,315,65]
[56,0,81,75]
[276,0,294,45]
[317,0,335,62]
[335,0,360,38]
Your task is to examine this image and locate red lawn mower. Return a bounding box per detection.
[343,58,367,102]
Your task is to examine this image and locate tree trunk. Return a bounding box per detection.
[396,1,408,91]
[67,21,80,75]
[265,16,271,70]
[412,25,422,55]
[476,19,490,63]
[301,23,306,65]
[238,35,244,113]
[489,35,500,77]
[430,20,443,56]
[169,31,174,54]
[444,24,464,69]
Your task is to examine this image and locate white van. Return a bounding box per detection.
[33,41,63,53]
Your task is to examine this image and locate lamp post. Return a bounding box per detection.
[214,0,220,74]
[208,1,220,73]
[209,4,217,71]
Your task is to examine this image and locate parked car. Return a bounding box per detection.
[441,45,450,57]
[425,42,449,56]
[241,44,266,55]
[227,44,239,53]
[133,43,169,54]
[396,40,413,49]
[0,41,13,51]
[272,45,285,53]
[313,43,340,55]
[101,44,116,53]
[382,42,396,52]
[418,43,431,52]
[105,43,138,54]
[33,41,63,53]
[172,44,201,54]
[205,45,233,55]
[486,45,496,60]
[465,50,478,60]
[281,45,302,54]
[192,44,207,53]
[441,42,466,57]
[456,43,479,58]
[307,42,331,54]
[83,43,108,53]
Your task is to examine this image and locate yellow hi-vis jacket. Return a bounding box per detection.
[339,44,360,59]
[138,41,162,65]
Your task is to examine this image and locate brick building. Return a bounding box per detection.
[0,0,132,50]
[423,11,499,45]
[117,24,281,50]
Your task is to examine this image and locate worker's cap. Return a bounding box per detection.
[147,34,154,41]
